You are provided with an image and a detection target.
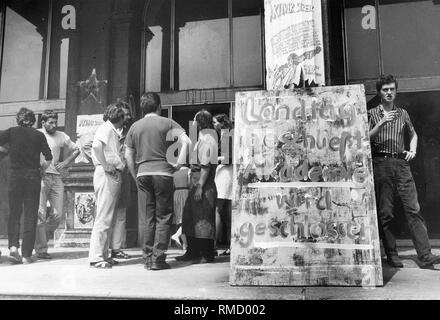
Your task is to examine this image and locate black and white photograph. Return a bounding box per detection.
[0,0,440,306]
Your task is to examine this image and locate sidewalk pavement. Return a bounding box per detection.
[0,241,440,300]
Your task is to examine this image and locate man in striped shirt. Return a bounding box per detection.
[368,74,440,268]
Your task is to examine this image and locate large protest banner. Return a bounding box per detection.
[230,85,383,286]
[265,0,325,89]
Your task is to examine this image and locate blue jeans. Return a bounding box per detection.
[35,173,64,254]
[373,157,431,260]
[137,175,174,263]
[8,168,41,258]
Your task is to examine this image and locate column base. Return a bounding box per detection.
[54,229,92,248]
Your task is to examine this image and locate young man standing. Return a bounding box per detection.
[368,74,440,268]
[34,110,80,259]
[0,108,52,264]
[88,104,126,268]
[109,104,133,260]
[125,92,190,270]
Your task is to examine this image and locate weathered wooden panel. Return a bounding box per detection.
[230,85,383,286]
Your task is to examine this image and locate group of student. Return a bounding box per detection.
[0,93,233,270]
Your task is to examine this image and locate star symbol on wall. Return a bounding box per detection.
[78,68,108,103]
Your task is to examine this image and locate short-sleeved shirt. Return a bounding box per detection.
[39,128,77,175]
[0,126,52,170]
[125,113,185,177]
[91,121,125,170]
[368,105,416,154]
[191,131,218,171]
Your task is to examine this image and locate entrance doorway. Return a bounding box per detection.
[170,103,231,134]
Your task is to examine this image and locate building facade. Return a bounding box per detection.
[1,0,440,243]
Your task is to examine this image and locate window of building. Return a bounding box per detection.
[142,0,264,92]
[343,0,440,82]
[0,0,70,103]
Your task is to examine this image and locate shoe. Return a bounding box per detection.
[151,261,171,270]
[196,257,214,264]
[144,257,153,270]
[90,261,112,269]
[387,255,403,268]
[8,247,22,264]
[37,252,52,260]
[175,251,198,262]
[111,250,130,259]
[22,257,33,264]
[419,254,440,268]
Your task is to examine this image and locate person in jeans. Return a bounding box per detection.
[125,92,190,270]
[368,74,440,268]
[0,108,52,264]
[88,104,126,269]
[35,110,80,260]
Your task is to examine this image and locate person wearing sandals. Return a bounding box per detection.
[125,92,190,270]
[176,110,218,264]
[109,103,133,260]
[213,114,233,257]
[0,108,52,264]
[88,104,126,269]
[171,165,190,250]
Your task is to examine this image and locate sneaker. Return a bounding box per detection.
[111,250,130,259]
[387,255,403,268]
[8,247,22,264]
[419,254,440,268]
[22,257,33,264]
[37,252,52,260]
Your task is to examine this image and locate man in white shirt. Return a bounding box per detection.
[89,104,126,268]
[35,110,80,259]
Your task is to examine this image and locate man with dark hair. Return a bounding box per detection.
[368,74,440,268]
[34,110,80,260]
[0,108,52,264]
[109,103,133,260]
[125,92,191,270]
[88,104,126,268]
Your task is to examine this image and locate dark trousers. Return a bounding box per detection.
[137,175,174,263]
[8,169,41,257]
[373,157,431,260]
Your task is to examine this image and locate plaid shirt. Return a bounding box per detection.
[368,105,415,154]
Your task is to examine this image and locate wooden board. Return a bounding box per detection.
[230,85,383,286]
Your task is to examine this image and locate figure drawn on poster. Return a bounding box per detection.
[273,47,321,89]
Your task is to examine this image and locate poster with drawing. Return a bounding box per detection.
[75,114,104,163]
[73,192,95,229]
[264,0,325,89]
[230,85,383,286]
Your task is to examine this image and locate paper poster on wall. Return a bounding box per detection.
[75,114,103,163]
[264,0,325,89]
[73,192,95,229]
[230,85,383,286]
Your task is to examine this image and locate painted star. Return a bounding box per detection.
[78,68,107,103]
